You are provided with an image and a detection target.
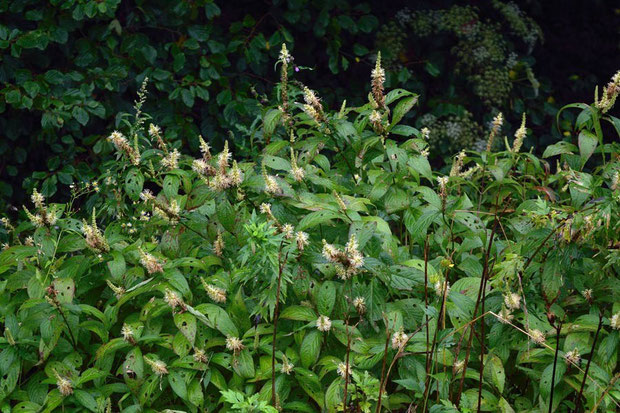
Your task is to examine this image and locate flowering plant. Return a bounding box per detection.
[0,46,619,412]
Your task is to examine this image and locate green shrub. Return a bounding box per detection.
[0,46,619,412]
[0,0,379,205]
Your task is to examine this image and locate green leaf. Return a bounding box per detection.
[74,389,98,412]
[72,106,89,126]
[483,354,505,393]
[390,96,418,128]
[196,303,239,337]
[168,370,188,400]
[263,109,282,138]
[217,198,236,232]
[542,141,577,158]
[52,278,75,304]
[263,155,291,171]
[280,305,317,321]
[297,210,341,231]
[578,130,598,165]
[294,368,324,409]
[316,281,336,316]
[300,330,322,368]
[174,313,197,346]
[181,88,194,107]
[232,348,255,379]
[408,155,432,181]
[125,168,144,201]
[163,174,180,197]
[539,362,566,401]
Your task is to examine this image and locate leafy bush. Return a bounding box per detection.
[0,46,619,412]
[0,0,379,205]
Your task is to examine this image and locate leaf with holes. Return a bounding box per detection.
[52,278,75,304]
[125,168,144,201]
[174,313,196,346]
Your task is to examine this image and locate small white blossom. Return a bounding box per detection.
[295,231,309,251]
[529,329,545,345]
[336,361,351,378]
[504,292,521,310]
[391,330,408,350]
[353,296,366,314]
[564,348,581,365]
[55,373,73,396]
[281,357,294,374]
[225,336,244,352]
[316,315,332,332]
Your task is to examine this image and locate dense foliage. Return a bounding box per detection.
[0,46,619,412]
[0,0,380,205]
[3,0,615,212]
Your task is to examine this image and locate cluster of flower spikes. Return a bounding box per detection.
[149,124,181,171]
[140,188,180,225]
[82,208,109,254]
[191,137,243,193]
[322,234,364,280]
[23,189,60,228]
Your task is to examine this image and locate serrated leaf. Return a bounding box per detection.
[542,141,577,158]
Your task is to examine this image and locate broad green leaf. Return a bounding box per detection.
[300,330,322,368]
[280,305,317,321]
[174,313,197,346]
[483,354,505,393]
[578,130,598,164]
[316,281,336,316]
[125,168,144,201]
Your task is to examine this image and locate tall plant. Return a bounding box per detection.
[0,46,619,412]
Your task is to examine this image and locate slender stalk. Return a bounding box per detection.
[424,235,430,373]
[476,272,488,413]
[574,313,603,412]
[376,317,392,413]
[383,321,430,412]
[422,273,450,412]
[343,320,352,413]
[454,216,498,405]
[271,244,288,408]
[549,322,562,413]
[57,304,79,352]
[343,280,356,412]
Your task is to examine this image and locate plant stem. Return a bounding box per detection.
[424,235,430,374]
[271,244,288,408]
[476,271,488,413]
[376,317,392,413]
[574,313,603,412]
[343,318,352,413]
[422,271,450,412]
[549,322,562,413]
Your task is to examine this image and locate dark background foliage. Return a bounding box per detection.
[0,0,618,210]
